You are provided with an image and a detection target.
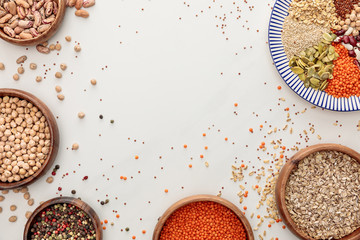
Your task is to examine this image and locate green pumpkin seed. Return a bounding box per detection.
[320,81,329,91]
[304,78,310,88]
[298,73,306,81]
[320,72,330,80]
[291,66,304,74]
[323,33,333,42]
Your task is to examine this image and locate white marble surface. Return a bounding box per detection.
[1,0,359,239]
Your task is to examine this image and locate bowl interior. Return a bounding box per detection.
[0,89,59,190]
[152,194,255,240]
[275,144,360,240]
[23,197,103,240]
[0,0,66,46]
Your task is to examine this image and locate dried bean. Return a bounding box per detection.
[65,35,71,41]
[17,66,24,74]
[16,55,27,64]
[74,45,81,52]
[57,94,64,100]
[75,9,89,18]
[46,176,53,183]
[16,0,30,9]
[23,192,30,200]
[55,85,61,92]
[75,0,82,9]
[4,26,15,37]
[0,14,12,24]
[38,24,50,33]
[18,20,33,28]
[10,205,17,211]
[68,0,76,7]
[36,76,42,82]
[36,44,50,54]
[14,26,24,34]
[83,0,95,8]
[0,195,4,201]
[350,36,357,46]
[20,32,32,39]
[0,62,4,70]
[60,63,67,70]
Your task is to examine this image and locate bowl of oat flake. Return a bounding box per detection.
[275,144,360,240]
[0,88,59,190]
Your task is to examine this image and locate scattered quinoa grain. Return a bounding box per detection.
[25,211,32,219]
[8,216,17,222]
[10,205,17,211]
[28,199,34,206]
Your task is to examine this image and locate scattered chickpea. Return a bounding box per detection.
[55,86,62,93]
[9,216,17,222]
[55,43,62,51]
[46,177,54,183]
[74,45,81,52]
[36,76,42,82]
[10,205,17,211]
[49,44,55,51]
[55,72,62,78]
[29,63,37,70]
[78,112,85,119]
[0,207,2,213]
[65,36,72,42]
[28,199,34,206]
[60,63,67,71]
[0,63,4,70]
[57,94,65,101]
[1,190,9,194]
[90,79,97,85]
[72,143,79,150]
[17,66,24,74]
[24,192,30,200]
[13,74,19,81]
[25,211,32,219]
[0,195,4,201]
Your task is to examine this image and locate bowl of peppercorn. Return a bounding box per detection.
[0,88,59,190]
[24,196,103,240]
[153,194,254,240]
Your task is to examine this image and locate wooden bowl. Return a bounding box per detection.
[0,0,66,46]
[23,196,103,240]
[153,194,255,240]
[0,88,59,190]
[275,143,360,240]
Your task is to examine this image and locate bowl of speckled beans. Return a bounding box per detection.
[153,195,254,240]
[23,197,103,240]
[276,144,360,240]
[0,88,59,190]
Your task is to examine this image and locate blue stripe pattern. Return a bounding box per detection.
[268,0,360,111]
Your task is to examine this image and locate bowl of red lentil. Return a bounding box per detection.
[0,0,66,46]
[0,88,59,190]
[152,194,254,240]
[275,143,360,240]
[23,196,103,240]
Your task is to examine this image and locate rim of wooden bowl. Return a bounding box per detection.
[0,88,59,190]
[152,194,255,240]
[0,0,66,46]
[23,196,103,240]
[275,143,360,240]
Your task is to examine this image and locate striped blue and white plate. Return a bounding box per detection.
[268,0,360,111]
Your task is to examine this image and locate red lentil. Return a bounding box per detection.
[326,44,360,98]
[160,201,247,240]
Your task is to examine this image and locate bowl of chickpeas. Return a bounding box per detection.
[0,88,59,190]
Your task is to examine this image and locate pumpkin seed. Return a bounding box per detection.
[291,66,304,74]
